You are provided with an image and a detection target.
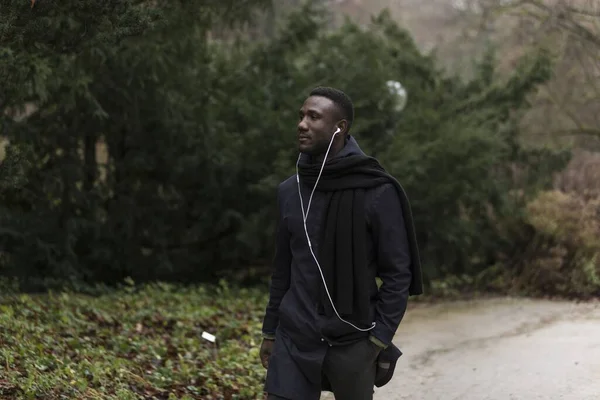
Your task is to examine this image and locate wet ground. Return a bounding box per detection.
[324,297,600,400]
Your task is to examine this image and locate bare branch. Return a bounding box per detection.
[542,84,587,131]
[516,0,600,48]
[573,41,600,99]
[549,128,600,138]
[556,16,600,48]
[563,3,600,18]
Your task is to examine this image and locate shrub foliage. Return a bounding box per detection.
[0,1,571,290]
[0,282,268,399]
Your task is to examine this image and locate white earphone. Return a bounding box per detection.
[295,126,376,333]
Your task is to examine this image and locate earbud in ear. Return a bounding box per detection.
[334,127,341,135]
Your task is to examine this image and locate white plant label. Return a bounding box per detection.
[201,331,216,343]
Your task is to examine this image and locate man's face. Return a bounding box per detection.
[297,96,341,155]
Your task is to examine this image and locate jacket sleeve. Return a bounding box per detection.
[262,184,292,337]
[369,183,412,346]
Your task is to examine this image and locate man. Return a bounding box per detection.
[260,87,423,400]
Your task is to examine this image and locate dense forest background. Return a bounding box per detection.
[1,0,599,298]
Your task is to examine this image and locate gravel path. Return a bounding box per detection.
[323,297,600,400]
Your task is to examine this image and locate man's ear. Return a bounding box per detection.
[337,120,349,136]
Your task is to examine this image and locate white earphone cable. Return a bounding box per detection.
[295,129,376,333]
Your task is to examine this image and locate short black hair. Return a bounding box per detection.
[309,86,354,132]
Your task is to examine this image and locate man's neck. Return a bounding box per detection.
[313,136,347,163]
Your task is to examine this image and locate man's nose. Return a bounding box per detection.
[298,118,308,131]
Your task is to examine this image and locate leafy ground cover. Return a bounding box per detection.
[0,281,268,399]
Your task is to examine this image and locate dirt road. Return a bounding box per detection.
[372,297,600,400]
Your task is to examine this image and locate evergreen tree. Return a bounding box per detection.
[0,0,271,289]
[0,1,568,290]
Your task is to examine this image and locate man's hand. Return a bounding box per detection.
[376,360,391,382]
[259,338,275,369]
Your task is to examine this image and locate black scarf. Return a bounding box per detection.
[297,154,423,325]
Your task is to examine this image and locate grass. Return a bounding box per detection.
[0,280,269,399]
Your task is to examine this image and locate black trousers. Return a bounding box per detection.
[267,338,379,400]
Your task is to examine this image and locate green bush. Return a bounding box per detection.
[0,282,269,399]
[0,1,569,290]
